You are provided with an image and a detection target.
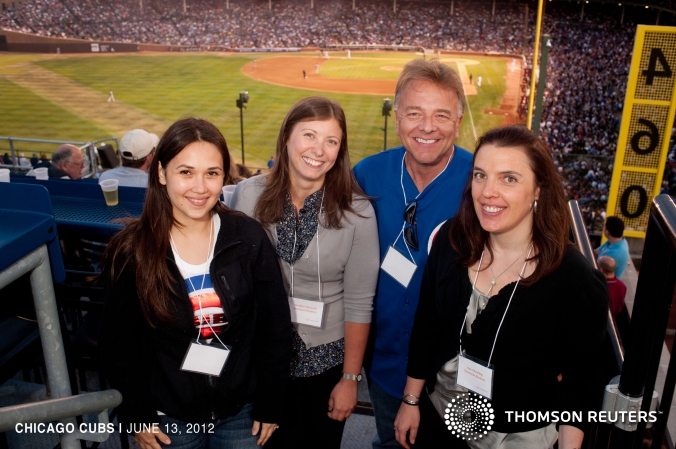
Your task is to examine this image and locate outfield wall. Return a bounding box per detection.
[0,29,138,53]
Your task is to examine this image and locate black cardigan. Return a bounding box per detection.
[99,211,293,426]
[407,220,608,434]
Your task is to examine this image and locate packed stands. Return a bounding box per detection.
[2,0,676,232]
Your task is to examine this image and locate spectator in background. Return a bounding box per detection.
[2,153,10,165]
[18,152,30,167]
[268,155,275,170]
[236,163,252,179]
[33,144,84,179]
[99,129,158,188]
[598,256,627,317]
[595,216,630,279]
[30,153,39,167]
[599,254,630,344]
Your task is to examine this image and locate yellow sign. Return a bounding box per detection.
[607,25,676,238]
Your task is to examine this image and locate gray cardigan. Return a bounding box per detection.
[231,175,379,348]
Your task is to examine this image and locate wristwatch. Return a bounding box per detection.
[342,372,363,382]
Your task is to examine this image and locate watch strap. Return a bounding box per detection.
[342,372,362,382]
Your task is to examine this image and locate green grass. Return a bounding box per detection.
[0,52,512,167]
[0,77,112,156]
[460,58,510,143]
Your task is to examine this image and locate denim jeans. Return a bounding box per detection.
[158,403,259,449]
[368,380,403,449]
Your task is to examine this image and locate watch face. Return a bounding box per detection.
[356,374,363,382]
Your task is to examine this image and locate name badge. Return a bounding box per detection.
[289,296,325,328]
[457,353,494,399]
[381,246,417,288]
[181,339,231,377]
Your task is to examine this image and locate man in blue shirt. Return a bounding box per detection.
[353,59,472,448]
[595,216,630,279]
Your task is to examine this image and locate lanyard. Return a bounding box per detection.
[459,243,533,365]
[170,215,227,349]
[397,147,454,257]
[289,189,325,302]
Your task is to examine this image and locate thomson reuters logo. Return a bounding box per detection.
[445,393,495,440]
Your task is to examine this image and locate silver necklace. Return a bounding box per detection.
[486,244,532,295]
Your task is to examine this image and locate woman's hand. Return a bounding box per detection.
[327,378,358,422]
[394,402,420,449]
[252,421,278,446]
[135,428,171,449]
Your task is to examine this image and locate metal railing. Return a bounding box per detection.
[584,194,676,449]
[0,245,122,448]
[569,200,626,373]
[0,136,119,178]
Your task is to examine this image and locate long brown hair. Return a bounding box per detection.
[254,96,367,229]
[449,125,571,285]
[102,117,233,326]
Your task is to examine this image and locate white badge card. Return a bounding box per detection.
[381,246,417,288]
[289,297,326,328]
[457,353,494,399]
[181,339,231,377]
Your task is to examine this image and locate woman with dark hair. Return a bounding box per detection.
[99,117,292,449]
[231,96,379,449]
[394,125,608,449]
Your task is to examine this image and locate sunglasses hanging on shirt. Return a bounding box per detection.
[403,200,419,251]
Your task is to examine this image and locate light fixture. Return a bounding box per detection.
[236,91,249,165]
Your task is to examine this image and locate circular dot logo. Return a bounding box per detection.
[444,393,494,440]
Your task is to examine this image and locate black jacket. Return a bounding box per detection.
[99,211,293,425]
[407,220,608,434]
[33,160,71,179]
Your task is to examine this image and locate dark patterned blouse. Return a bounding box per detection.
[276,190,345,378]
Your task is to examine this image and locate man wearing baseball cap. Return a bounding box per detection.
[99,129,159,188]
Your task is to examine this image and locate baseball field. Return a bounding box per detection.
[0,51,522,168]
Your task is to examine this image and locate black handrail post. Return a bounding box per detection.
[609,195,676,449]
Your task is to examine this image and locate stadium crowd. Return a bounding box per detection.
[2,0,676,231]
[1,0,532,51]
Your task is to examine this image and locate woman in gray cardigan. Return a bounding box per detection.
[231,96,379,449]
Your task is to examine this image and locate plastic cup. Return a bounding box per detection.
[100,179,119,206]
[0,169,9,183]
[34,167,48,180]
[222,185,236,207]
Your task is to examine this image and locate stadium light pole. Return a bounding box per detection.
[531,35,551,137]
[526,0,545,131]
[236,91,249,166]
[381,98,392,152]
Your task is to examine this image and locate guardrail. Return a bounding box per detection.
[0,136,118,179]
[0,243,122,448]
[589,195,676,449]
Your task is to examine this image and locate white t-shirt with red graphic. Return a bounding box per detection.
[171,214,227,341]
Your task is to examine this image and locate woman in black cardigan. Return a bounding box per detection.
[99,118,292,449]
[394,125,608,449]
